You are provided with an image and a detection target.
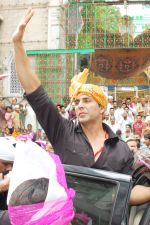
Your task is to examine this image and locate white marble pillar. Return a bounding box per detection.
[48,0,66,49]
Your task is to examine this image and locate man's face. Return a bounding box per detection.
[125,107,129,113]
[122,103,126,109]
[15,108,20,113]
[125,125,131,132]
[110,116,115,125]
[127,140,138,153]
[0,159,13,174]
[108,98,113,103]
[12,98,17,105]
[61,107,65,113]
[104,113,109,120]
[113,102,117,108]
[141,98,145,105]
[126,99,131,105]
[74,94,102,124]
[109,108,114,115]
[27,124,32,131]
[7,107,12,113]
[143,138,150,147]
[137,115,142,122]
[138,111,144,117]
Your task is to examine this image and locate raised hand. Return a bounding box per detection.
[12,8,34,43]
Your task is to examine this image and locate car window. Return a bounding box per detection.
[67,175,119,225]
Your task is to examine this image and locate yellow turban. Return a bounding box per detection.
[69,68,107,110]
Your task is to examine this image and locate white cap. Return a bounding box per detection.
[0,137,15,161]
[14,105,19,109]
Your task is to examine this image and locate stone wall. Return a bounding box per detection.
[0,0,66,96]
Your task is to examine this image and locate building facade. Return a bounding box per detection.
[0,0,67,97]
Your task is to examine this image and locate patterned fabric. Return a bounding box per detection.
[69,68,107,110]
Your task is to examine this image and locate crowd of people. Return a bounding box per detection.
[0,98,55,152]
[1,94,150,156]
[103,95,150,154]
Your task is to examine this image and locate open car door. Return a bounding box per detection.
[64,165,133,225]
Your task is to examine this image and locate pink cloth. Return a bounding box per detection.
[8,153,75,225]
[16,133,34,141]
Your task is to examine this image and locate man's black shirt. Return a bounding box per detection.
[26,86,133,174]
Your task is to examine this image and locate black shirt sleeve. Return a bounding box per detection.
[25,86,70,146]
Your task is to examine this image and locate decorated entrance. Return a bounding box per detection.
[27,0,150,103]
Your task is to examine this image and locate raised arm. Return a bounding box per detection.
[12,8,41,94]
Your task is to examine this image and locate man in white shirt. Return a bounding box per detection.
[108,116,120,134]
[107,96,114,112]
[118,111,133,134]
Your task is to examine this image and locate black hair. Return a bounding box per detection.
[144,133,150,139]
[9,178,49,206]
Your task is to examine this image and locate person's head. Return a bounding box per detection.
[19,104,24,110]
[11,97,17,106]
[116,129,122,138]
[145,95,149,103]
[0,137,15,174]
[60,105,65,114]
[9,178,49,206]
[113,101,117,109]
[136,115,142,123]
[122,103,127,109]
[141,97,145,106]
[37,128,42,136]
[0,159,13,174]
[133,96,138,104]
[137,108,144,117]
[110,116,115,125]
[27,123,32,132]
[104,112,109,120]
[4,127,11,136]
[124,106,129,113]
[117,100,122,108]
[125,124,132,132]
[0,100,5,109]
[108,96,113,103]
[74,94,105,124]
[126,97,131,106]
[143,135,150,148]
[109,107,114,116]
[45,143,54,153]
[14,104,20,113]
[69,69,107,125]
[6,106,12,113]
[126,137,139,154]
[143,129,150,148]
[56,104,61,112]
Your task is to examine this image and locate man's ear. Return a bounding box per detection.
[99,105,105,114]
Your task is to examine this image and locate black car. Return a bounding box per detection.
[64,165,150,225]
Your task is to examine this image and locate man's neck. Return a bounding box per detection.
[81,121,104,139]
